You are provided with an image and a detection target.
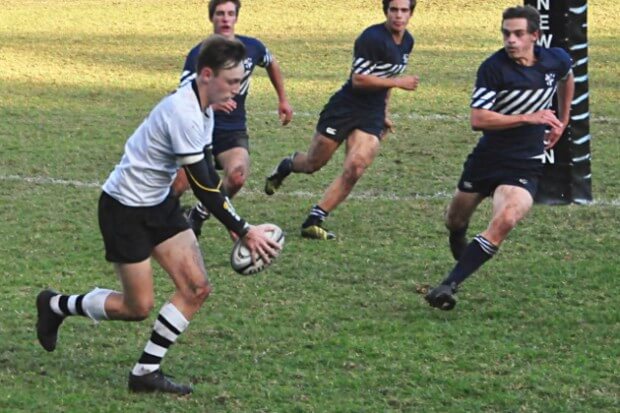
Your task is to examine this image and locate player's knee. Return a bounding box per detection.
[305,157,326,173]
[181,280,212,306]
[493,209,520,235]
[226,168,247,193]
[445,210,467,231]
[343,160,367,185]
[125,298,154,321]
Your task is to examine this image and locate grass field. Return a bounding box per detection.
[1,0,618,411]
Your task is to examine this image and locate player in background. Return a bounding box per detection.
[35,36,281,394]
[174,0,293,236]
[425,5,575,310]
[263,0,420,240]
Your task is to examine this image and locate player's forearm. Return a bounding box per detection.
[266,59,288,102]
[470,108,530,131]
[183,159,249,237]
[556,73,575,125]
[351,74,398,91]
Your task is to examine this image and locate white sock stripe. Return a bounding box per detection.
[67,295,78,314]
[474,235,498,255]
[159,303,189,332]
[153,319,180,343]
[82,288,114,321]
[144,341,168,358]
[49,295,63,316]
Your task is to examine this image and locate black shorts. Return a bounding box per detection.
[98,191,190,263]
[211,129,250,157]
[457,153,542,197]
[316,96,385,143]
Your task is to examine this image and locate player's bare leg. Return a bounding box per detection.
[128,229,211,395]
[427,185,533,310]
[217,147,250,198]
[302,130,380,240]
[481,185,533,246]
[445,190,485,260]
[264,132,339,195]
[36,261,153,352]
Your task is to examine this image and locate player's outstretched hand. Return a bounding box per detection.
[242,224,282,265]
[396,75,420,91]
[278,99,293,126]
[526,109,563,130]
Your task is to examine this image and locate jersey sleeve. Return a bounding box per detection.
[169,108,212,164]
[254,39,273,68]
[351,30,386,75]
[470,58,502,110]
[179,44,200,87]
[553,47,574,80]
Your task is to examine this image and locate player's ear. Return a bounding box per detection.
[199,67,214,82]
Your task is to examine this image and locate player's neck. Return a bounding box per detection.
[194,81,210,112]
[512,53,536,67]
[511,46,537,67]
[384,23,405,44]
[214,31,236,40]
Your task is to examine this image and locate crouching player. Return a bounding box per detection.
[35,35,280,394]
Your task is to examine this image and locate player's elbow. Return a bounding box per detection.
[470,111,485,131]
[351,74,365,89]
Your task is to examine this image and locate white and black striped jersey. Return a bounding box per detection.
[470,46,572,160]
[179,35,272,131]
[103,81,214,207]
[335,23,414,112]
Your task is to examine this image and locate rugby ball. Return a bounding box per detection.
[230,224,285,275]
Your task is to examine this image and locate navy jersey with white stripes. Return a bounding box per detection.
[179,35,272,131]
[335,23,414,112]
[470,46,572,160]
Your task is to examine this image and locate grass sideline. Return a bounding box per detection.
[1,1,618,412]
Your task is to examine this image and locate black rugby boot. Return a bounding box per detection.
[128,370,192,395]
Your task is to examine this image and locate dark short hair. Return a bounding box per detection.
[382,0,417,15]
[196,34,246,75]
[502,5,541,34]
[208,0,241,20]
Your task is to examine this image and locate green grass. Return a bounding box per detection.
[1,1,618,412]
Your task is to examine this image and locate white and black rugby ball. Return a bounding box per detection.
[230,224,285,275]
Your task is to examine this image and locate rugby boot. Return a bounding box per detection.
[301,222,336,240]
[425,283,457,311]
[184,203,210,237]
[36,289,65,352]
[264,154,295,195]
[128,370,193,395]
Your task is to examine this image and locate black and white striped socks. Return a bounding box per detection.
[131,303,189,376]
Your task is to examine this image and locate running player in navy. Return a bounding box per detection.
[425,6,575,310]
[174,0,293,236]
[35,36,281,394]
[264,0,419,240]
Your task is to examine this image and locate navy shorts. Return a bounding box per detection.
[457,153,542,197]
[212,129,249,157]
[98,192,190,263]
[316,96,385,143]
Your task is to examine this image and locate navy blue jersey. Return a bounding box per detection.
[179,35,272,131]
[334,23,414,112]
[470,46,572,160]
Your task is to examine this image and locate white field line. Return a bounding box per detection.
[251,111,619,123]
[2,174,619,207]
